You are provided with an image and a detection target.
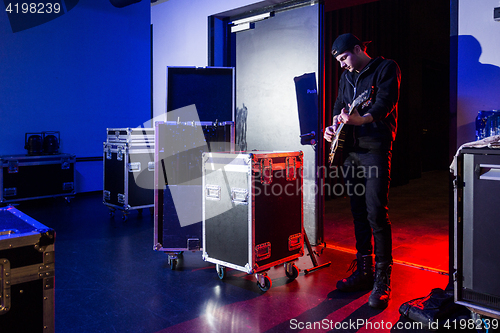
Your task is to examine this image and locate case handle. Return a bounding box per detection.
[255,242,271,262]
[205,185,221,201]
[286,157,297,181]
[231,188,248,205]
[478,164,500,181]
[288,233,303,251]
[128,162,141,172]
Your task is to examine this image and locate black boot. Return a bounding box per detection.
[368,261,392,309]
[336,253,374,292]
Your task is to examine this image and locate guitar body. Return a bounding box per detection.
[328,124,345,166]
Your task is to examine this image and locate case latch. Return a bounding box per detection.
[255,242,271,261]
[7,160,18,174]
[286,157,297,181]
[106,146,112,160]
[260,159,273,184]
[61,157,71,170]
[117,146,123,161]
[3,188,17,197]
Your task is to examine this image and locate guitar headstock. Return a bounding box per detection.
[350,87,374,112]
[352,89,368,106]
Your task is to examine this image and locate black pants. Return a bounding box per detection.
[343,149,393,263]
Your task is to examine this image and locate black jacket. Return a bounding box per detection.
[333,56,401,151]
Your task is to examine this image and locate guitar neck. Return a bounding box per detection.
[347,103,357,115]
[333,96,364,138]
[333,122,345,140]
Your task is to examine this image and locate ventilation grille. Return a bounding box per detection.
[463,289,500,310]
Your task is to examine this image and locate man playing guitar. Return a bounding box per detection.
[324,33,401,310]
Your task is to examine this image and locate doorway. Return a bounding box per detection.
[209,0,325,244]
[323,0,451,272]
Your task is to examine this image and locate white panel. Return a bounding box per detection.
[235,4,320,242]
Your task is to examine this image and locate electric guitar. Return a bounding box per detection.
[328,89,372,167]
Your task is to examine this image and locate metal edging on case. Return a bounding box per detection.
[247,153,255,273]
[201,151,207,260]
[153,121,163,250]
[453,149,500,319]
[0,154,76,168]
[0,205,56,332]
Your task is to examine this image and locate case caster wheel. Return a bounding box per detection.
[285,262,299,280]
[167,253,178,270]
[109,209,115,217]
[256,273,272,292]
[122,213,128,221]
[216,264,226,280]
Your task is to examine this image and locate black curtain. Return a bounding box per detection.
[324,0,450,188]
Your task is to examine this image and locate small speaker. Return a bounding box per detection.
[25,135,43,156]
[43,135,60,155]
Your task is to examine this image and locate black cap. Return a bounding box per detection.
[331,33,370,57]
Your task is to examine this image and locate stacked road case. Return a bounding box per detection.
[453,146,500,319]
[0,153,75,203]
[202,151,304,291]
[0,206,55,333]
[103,127,155,220]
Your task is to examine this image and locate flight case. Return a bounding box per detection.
[0,205,55,333]
[103,141,155,220]
[154,121,235,269]
[0,153,75,203]
[202,151,304,291]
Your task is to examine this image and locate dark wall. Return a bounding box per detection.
[0,1,151,191]
[324,0,450,186]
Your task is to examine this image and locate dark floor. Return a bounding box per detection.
[4,171,483,333]
[324,170,450,272]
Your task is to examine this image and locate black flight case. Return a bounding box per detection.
[103,127,155,220]
[154,121,235,269]
[0,153,75,204]
[202,151,304,291]
[0,205,55,333]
